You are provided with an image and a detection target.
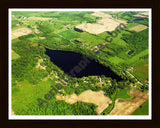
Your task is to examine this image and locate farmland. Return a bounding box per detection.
[10,10,150,116]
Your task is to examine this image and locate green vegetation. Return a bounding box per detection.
[116,88,133,100]
[131,100,149,115]
[12,51,20,60]
[132,58,149,84]
[59,29,80,40]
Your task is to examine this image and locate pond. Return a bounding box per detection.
[128,50,134,55]
[45,48,122,81]
[74,28,83,32]
[74,40,82,43]
[133,19,144,21]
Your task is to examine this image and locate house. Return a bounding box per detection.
[109,17,114,19]
[16,24,20,26]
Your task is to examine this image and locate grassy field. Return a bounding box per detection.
[59,29,80,40]
[12,79,56,115]
[126,23,140,29]
[132,58,148,83]
[125,49,149,65]
[79,32,106,46]
[108,56,124,65]
[116,88,133,100]
[131,99,149,115]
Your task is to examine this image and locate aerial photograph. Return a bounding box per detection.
[9,9,151,119]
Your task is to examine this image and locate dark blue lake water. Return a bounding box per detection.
[45,48,122,81]
[74,28,83,32]
[133,19,144,21]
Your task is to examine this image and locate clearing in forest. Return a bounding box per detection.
[36,59,46,70]
[129,25,148,32]
[12,27,33,39]
[108,88,149,115]
[56,90,112,115]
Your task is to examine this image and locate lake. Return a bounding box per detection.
[74,28,83,32]
[45,48,122,81]
[133,19,144,21]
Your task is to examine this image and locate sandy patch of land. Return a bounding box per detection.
[28,17,52,21]
[56,90,112,115]
[91,11,112,18]
[108,88,149,115]
[129,24,148,32]
[133,14,148,18]
[12,27,33,40]
[76,23,109,34]
[36,58,46,70]
[76,15,127,34]
[139,12,149,16]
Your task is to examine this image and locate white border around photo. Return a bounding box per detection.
[9,8,152,120]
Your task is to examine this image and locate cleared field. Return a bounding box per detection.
[12,50,20,60]
[28,17,52,20]
[108,88,148,115]
[129,25,148,32]
[76,12,127,35]
[56,90,112,115]
[76,18,127,35]
[133,14,148,18]
[91,11,112,18]
[12,27,33,39]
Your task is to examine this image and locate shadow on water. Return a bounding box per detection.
[45,48,122,81]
